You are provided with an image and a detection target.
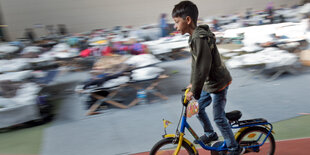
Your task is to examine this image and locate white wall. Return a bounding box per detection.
[0,0,302,40]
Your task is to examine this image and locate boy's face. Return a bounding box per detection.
[173,16,190,35]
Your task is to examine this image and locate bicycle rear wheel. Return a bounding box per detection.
[236,126,275,155]
[150,137,196,155]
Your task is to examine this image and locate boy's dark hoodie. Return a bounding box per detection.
[189,25,232,99]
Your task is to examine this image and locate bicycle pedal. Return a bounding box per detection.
[211,141,224,147]
[206,141,219,146]
[193,140,217,146]
[209,141,218,146]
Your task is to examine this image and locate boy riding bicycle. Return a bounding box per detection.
[172,1,243,154]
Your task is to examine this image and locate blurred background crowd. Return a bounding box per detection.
[0,0,310,154]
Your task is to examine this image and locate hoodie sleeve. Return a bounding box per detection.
[191,37,212,99]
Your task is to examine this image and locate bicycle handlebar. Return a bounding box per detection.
[182,87,190,106]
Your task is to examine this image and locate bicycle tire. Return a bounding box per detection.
[150,137,196,155]
[236,126,276,155]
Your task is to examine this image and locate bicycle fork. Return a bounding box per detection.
[173,116,199,155]
[173,132,184,155]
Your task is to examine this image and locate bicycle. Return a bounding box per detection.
[150,88,275,155]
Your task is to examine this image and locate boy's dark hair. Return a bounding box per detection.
[172,1,199,26]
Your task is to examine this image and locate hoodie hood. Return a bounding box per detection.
[195,25,215,38]
[189,25,215,44]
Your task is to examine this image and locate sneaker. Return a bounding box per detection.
[193,132,218,145]
[227,146,245,155]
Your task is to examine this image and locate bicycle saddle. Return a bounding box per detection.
[226,110,242,122]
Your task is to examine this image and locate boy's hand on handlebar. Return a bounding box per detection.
[187,84,192,89]
[186,91,193,101]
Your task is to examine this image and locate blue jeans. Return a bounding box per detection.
[196,87,238,149]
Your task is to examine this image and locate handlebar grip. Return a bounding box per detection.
[182,88,190,105]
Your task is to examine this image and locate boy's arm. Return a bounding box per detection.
[191,38,212,99]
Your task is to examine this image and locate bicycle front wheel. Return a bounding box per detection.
[150,137,196,155]
[236,126,276,155]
